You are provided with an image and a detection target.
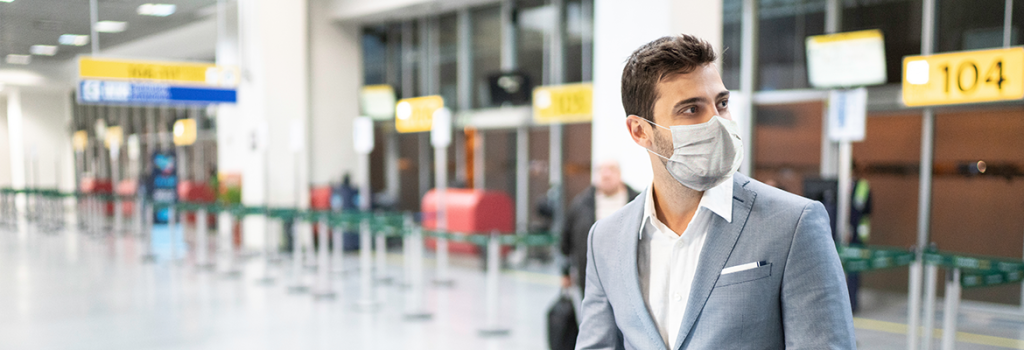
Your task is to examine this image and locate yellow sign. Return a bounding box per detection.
[78,57,239,87]
[72,130,88,151]
[395,95,444,133]
[173,119,198,146]
[902,47,1024,106]
[104,126,123,149]
[533,83,593,124]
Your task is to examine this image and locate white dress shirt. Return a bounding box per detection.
[637,176,733,349]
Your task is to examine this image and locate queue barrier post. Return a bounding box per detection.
[404,214,432,320]
[287,211,309,294]
[479,230,510,336]
[196,207,212,270]
[356,218,380,311]
[375,216,391,284]
[941,267,961,350]
[313,213,336,300]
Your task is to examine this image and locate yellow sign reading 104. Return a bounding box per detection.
[902,47,1024,106]
[533,83,593,124]
[395,95,444,133]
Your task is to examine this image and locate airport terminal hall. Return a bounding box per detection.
[3,0,1024,349]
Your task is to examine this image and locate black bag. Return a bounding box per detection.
[547,291,579,350]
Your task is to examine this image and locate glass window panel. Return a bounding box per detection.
[842,0,921,85]
[439,14,459,109]
[472,6,501,108]
[757,0,826,91]
[518,1,551,86]
[362,26,387,85]
[722,0,743,90]
[937,0,1011,52]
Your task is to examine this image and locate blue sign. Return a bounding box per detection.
[150,150,177,224]
[77,80,236,105]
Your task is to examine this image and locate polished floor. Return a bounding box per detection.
[2,221,1024,349]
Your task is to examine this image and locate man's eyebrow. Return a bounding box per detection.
[672,97,707,114]
[716,90,730,100]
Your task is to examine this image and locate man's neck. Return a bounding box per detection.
[652,176,702,236]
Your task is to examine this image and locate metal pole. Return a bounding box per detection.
[89,0,99,55]
[910,0,936,347]
[356,150,378,310]
[940,268,961,350]
[404,214,431,320]
[313,215,335,300]
[141,200,156,262]
[375,223,390,283]
[288,219,308,293]
[168,207,178,263]
[515,126,529,250]
[738,0,758,175]
[196,207,211,269]
[837,139,852,245]
[922,262,939,350]
[332,223,346,274]
[1004,0,1014,49]
[356,219,379,310]
[218,211,240,278]
[479,231,509,336]
[821,0,841,178]
[434,144,452,285]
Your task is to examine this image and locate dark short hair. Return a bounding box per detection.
[621,34,717,122]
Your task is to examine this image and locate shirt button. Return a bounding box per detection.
[673,293,682,302]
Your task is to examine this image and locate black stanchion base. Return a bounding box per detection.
[403,312,432,321]
[220,270,243,279]
[433,279,455,288]
[287,285,310,294]
[478,329,510,337]
[312,291,336,301]
[355,300,381,312]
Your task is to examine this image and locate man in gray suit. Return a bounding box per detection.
[575,34,855,349]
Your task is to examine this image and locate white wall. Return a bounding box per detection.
[0,99,10,187]
[309,0,362,186]
[4,88,75,191]
[591,0,723,191]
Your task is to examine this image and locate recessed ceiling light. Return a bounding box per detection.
[6,54,31,65]
[0,0,14,3]
[59,34,90,46]
[30,45,58,56]
[138,3,176,17]
[95,21,127,33]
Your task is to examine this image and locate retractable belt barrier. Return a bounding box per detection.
[4,188,1021,345]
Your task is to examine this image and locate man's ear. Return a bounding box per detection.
[626,115,652,148]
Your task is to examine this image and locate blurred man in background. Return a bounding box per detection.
[560,159,639,294]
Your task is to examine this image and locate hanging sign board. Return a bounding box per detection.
[395,95,444,133]
[77,56,238,105]
[902,47,1024,106]
[78,56,239,87]
[806,29,888,88]
[360,85,397,120]
[827,88,868,142]
[532,83,593,124]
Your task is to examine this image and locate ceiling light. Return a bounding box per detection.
[59,34,90,46]
[138,3,176,17]
[0,0,14,3]
[6,54,31,65]
[30,45,58,56]
[95,21,127,33]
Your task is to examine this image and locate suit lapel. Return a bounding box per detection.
[672,176,756,350]
[617,188,664,348]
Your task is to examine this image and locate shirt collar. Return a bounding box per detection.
[639,175,734,240]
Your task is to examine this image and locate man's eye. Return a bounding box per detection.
[683,106,697,114]
[718,99,729,108]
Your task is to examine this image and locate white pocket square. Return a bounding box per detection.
[721,261,767,275]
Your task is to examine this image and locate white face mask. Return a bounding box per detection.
[644,116,744,191]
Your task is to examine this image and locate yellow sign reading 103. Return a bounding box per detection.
[395,95,444,133]
[533,83,593,124]
[902,47,1024,106]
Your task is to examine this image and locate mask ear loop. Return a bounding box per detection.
[637,117,673,160]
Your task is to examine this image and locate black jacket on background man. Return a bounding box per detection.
[560,185,639,293]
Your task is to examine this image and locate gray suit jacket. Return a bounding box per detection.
[576,174,855,350]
